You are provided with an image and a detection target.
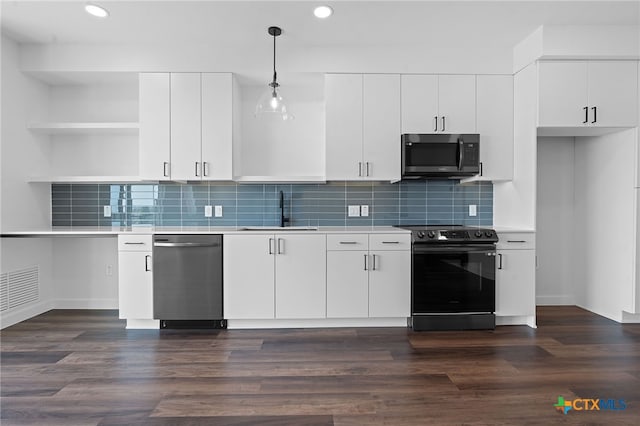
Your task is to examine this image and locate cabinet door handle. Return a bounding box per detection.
[203,161,209,177]
[498,253,503,270]
[358,162,362,177]
[441,116,446,132]
[591,106,597,124]
[480,161,483,177]
[195,162,200,177]
[268,238,274,255]
[144,255,151,272]
[366,162,370,177]
[372,254,377,271]
[277,238,283,255]
[364,254,368,271]
[434,116,438,132]
[583,106,589,124]
[163,162,170,177]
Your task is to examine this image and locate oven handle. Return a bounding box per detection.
[413,244,495,254]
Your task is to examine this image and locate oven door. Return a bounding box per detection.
[412,244,495,314]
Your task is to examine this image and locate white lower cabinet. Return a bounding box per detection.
[223,233,326,320]
[117,235,153,320]
[327,250,369,318]
[495,233,536,318]
[326,234,411,319]
[368,250,411,317]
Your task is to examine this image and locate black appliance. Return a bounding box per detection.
[395,225,498,331]
[401,133,480,178]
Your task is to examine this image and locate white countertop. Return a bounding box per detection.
[1,225,410,237]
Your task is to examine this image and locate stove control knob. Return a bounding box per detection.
[427,231,436,239]
[475,231,483,238]
[485,231,493,238]
[416,231,425,239]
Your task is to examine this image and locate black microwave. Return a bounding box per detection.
[401,134,480,179]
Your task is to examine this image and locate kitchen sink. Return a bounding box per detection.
[240,226,319,231]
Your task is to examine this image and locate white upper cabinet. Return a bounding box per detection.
[325,74,363,180]
[363,74,401,181]
[325,74,401,181]
[201,73,233,180]
[139,73,171,181]
[538,61,638,128]
[139,72,234,181]
[473,75,514,182]
[171,73,202,180]
[401,74,476,134]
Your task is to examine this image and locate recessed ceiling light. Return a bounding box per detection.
[314,5,333,19]
[85,3,109,18]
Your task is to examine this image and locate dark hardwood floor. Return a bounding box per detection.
[1,306,640,425]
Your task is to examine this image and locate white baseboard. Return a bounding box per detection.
[227,317,409,329]
[126,319,159,329]
[0,300,54,329]
[496,315,537,328]
[536,295,575,305]
[53,298,118,309]
[621,311,640,323]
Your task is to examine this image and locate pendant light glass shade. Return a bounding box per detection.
[255,26,294,121]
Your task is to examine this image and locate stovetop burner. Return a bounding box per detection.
[393,224,498,244]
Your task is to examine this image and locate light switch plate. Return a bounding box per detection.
[204,205,213,217]
[469,204,477,217]
[103,206,111,217]
[348,205,360,217]
[214,205,223,217]
[360,205,369,217]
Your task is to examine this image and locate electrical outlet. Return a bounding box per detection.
[360,205,369,217]
[103,206,111,217]
[214,205,223,217]
[204,205,213,217]
[348,205,360,217]
[468,204,477,217]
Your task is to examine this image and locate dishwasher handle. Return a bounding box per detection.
[153,242,220,248]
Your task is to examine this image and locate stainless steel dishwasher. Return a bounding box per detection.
[152,234,224,328]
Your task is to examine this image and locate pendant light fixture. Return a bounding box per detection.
[255,26,293,121]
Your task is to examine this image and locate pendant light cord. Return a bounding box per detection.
[272,32,277,86]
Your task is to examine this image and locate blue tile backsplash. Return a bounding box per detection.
[51,181,493,227]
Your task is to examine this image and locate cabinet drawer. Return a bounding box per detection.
[327,234,369,251]
[118,234,153,251]
[496,233,535,250]
[369,234,411,251]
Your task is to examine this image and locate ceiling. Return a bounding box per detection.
[2,0,639,50]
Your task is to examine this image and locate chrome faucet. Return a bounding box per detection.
[279,190,290,227]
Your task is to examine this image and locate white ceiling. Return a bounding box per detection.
[2,0,639,50]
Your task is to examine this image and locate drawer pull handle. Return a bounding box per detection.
[507,240,526,243]
[339,241,357,244]
[382,241,400,244]
[124,242,146,245]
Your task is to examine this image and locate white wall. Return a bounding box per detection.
[536,137,576,305]
[237,81,325,178]
[52,238,118,309]
[1,35,51,230]
[574,129,636,321]
[1,35,55,328]
[19,43,513,77]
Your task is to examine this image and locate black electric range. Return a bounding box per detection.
[394,225,498,331]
